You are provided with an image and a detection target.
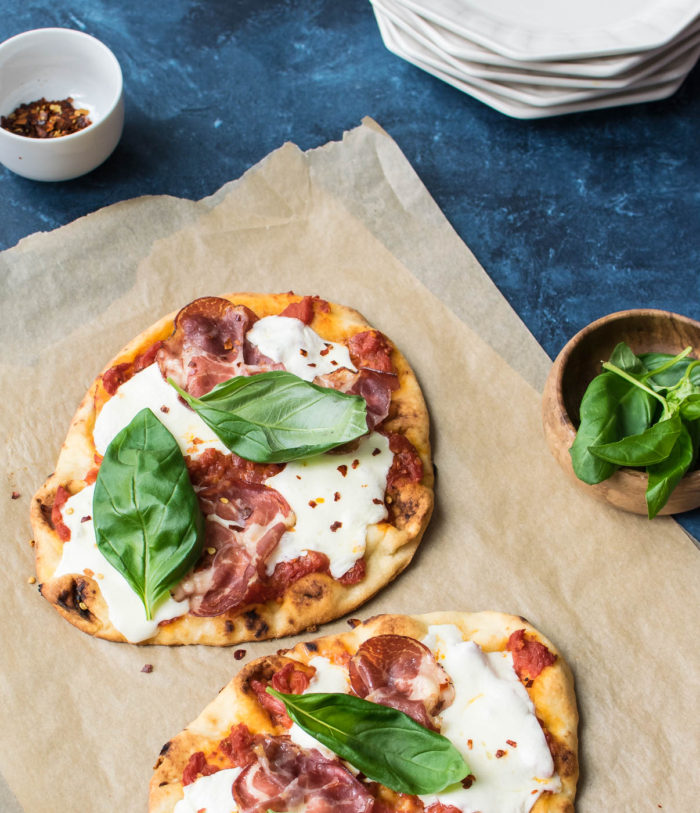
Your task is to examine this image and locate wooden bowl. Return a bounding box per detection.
[542,309,700,516]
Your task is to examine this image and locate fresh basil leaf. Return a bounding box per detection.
[641,353,700,388]
[680,395,700,422]
[684,417,700,469]
[570,373,654,484]
[267,689,469,795]
[93,408,204,619]
[646,424,694,519]
[609,342,646,374]
[589,414,681,467]
[169,372,367,463]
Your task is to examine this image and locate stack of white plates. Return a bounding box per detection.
[370,0,700,118]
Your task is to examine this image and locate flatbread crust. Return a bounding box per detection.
[30,293,434,645]
[149,611,578,813]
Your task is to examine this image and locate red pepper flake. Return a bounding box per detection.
[347,618,362,628]
[296,474,302,480]
[234,649,246,660]
[461,775,475,789]
[506,739,517,748]
[372,498,383,505]
[330,521,342,532]
[372,448,381,456]
[351,459,360,469]
[331,360,338,366]
[11,491,20,500]
[299,348,308,356]
[495,749,507,758]
[141,664,154,674]
[337,465,348,477]
[320,346,330,356]
[308,500,317,508]
[81,515,92,523]
[1,97,92,138]
[307,362,317,368]
[160,405,170,413]
[467,739,473,749]
[334,491,341,502]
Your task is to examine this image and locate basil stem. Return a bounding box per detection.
[640,351,700,389]
[93,408,204,619]
[267,689,469,795]
[168,371,368,463]
[602,361,668,409]
[640,346,692,382]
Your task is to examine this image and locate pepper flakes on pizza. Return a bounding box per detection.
[30,293,434,645]
[149,612,579,813]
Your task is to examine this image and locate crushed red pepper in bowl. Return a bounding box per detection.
[1,96,92,138]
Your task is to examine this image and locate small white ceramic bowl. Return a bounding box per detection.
[0,28,123,181]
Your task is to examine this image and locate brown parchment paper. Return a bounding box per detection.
[0,119,697,812]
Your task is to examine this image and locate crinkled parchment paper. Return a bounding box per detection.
[0,119,697,811]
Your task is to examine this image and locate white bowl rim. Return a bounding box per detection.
[0,27,123,145]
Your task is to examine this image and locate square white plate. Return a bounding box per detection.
[394,0,700,60]
[375,0,700,99]
[373,7,688,117]
[376,0,700,80]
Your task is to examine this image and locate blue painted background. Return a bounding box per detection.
[1,0,699,536]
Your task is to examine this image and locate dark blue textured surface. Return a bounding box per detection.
[2,1,699,536]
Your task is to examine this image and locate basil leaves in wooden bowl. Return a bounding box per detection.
[542,309,700,518]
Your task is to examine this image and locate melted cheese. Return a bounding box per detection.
[264,433,391,578]
[52,484,187,643]
[246,315,356,381]
[420,624,560,813]
[173,768,240,813]
[92,363,228,458]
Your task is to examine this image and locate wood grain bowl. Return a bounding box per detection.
[542,309,700,516]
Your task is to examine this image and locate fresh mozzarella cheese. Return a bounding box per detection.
[288,655,351,759]
[420,624,560,813]
[264,433,391,578]
[246,315,356,381]
[52,484,187,643]
[173,767,240,813]
[92,363,229,459]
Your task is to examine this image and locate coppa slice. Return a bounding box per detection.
[149,612,578,813]
[30,293,434,645]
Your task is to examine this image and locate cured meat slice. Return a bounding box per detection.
[278,295,330,325]
[231,732,374,813]
[347,330,395,374]
[156,297,281,397]
[174,479,294,616]
[507,629,557,684]
[348,635,455,730]
[314,330,398,431]
[251,661,317,728]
